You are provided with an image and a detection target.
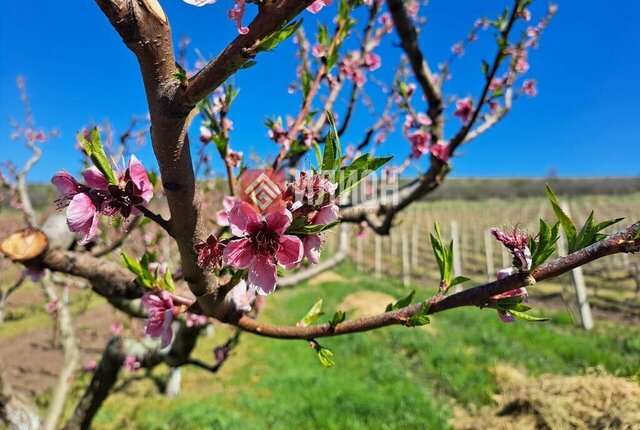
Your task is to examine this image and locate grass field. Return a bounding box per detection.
[83,264,640,430]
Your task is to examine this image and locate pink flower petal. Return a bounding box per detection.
[248,254,277,295]
[82,167,109,189]
[51,170,79,196]
[265,206,293,236]
[66,193,98,244]
[228,201,261,237]
[223,238,254,269]
[302,234,322,264]
[312,204,339,225]
[276,234,303,269]
[128,155,153,203]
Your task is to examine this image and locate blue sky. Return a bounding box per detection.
[1,0,639,183]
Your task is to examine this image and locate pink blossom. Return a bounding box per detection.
[415,113,432,127]
[430,140,452,163]
[339,57,366,88]
[45,300,58,316]
[286,172,337,209]
[185,312,209,328]
[307,0,333,14]
[124,355,141,372]
[489,100,501,113]
[364,53,381,71]
[522,79,537,97]
[408,130,430,159]
[489,77,505,92]
[268,123,291,149]
[221,118,234,133]
[302,234,323,264]
[84,360,98,372]
[519,8,532,22]
[228,0,249,35]
[453,98,474,123]
[141,291,175,347]
[451,42,464,56]
[110,322,124,335]
[180,0,216,5]
[65,193,100,245]
[357,221,368,240]
[312,44,327,58]
[195,234,225,270]
[183,0,216,6]
[215,195,237,227]
[147,261,168,278]
[225,280,255,312]
[491,227,532,271]
[375,132,387,145]
[311,203,339,225]
[510,50,529,73]
[405,0,419,17]
[489,271,529,323]
[223,202,303,295]
[225,149,243,168]
[199,126,212,144]
[379,13,394,33]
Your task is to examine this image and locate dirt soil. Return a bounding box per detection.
[0,294,129,399]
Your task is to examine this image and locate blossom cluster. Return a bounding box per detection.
[196,171,338,296]
[52,156,153,244]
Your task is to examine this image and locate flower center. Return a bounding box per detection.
[250,222,280,255]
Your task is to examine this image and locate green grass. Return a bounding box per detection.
[90,265,640,430]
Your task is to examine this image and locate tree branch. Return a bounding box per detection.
[41,279,79,430]
[386,0,443,139]
[182,0,317,107]
[234,221,640,339]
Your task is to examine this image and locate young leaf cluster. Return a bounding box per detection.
[495,296,549,322]
[121,252,176,293]
[546,185,622,254]
[319,112,392,197]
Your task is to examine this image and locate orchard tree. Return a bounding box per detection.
[1,0,638,429]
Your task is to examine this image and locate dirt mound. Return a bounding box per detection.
[454,365,640,430]
[338,291,397,317]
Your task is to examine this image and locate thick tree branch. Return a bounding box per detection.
[182,0,317,106]
[234,221,640,339]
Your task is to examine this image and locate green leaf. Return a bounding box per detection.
[530,219,560,269]
[79,128,117,185]
[315,345,335,367]
[257,20,303,52]
[429,223,452,284]
[450,276,470,287]
[239,60,257,69]
[481,60,490,77]
[329,310,346,330]
[286,220,339,235]
[335,154,393,196]
[299,299,324,327]
[507,309,550,322]
[407,302,430,327]
[173,63,188,83]
[322,111,339,171]
[545,184,576,249]
[385,290,415,312]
